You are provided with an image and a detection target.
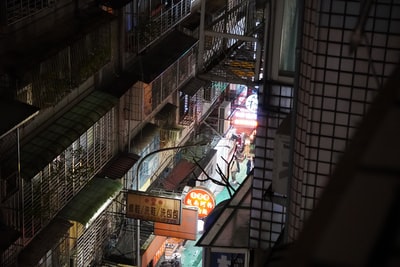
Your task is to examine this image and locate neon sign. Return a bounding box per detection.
[231,108,258,127]
[183,187,216,219]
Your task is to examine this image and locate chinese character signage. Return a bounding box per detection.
[183,187,215,219]
[154,206,198,240]
[126,191,182,225]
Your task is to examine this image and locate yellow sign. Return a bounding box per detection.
[126,191,182,225]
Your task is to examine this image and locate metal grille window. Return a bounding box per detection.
[139,154,160,187]
[125,0,192,54]
[75,213,109,266]
[162,64,178,97]
[151,78,162,112]
[15,24,111,109]
[4,0,56,25]
[22,109,115,240]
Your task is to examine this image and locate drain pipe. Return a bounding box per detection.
[283,0,304,244]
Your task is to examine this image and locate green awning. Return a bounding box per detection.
[5,90,118,180]
[58,177,122,226]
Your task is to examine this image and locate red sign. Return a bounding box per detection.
[184,187,216,219]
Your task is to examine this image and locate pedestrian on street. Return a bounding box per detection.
[246,157,253,175]
[230,159,239,185]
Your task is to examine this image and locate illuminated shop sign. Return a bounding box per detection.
[232,108,258,128]
[183,187,216,219]
[126,191,182,225]
[154,206,198,240]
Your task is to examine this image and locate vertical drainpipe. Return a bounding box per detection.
[17,128,24,239]
[136,182,141,267]
[284,0,304,243]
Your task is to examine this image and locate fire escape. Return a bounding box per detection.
[196,0,265,87]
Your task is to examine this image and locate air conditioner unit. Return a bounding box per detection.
[218,101,231,135]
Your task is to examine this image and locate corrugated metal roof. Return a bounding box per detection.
[98,152,140,180]
[4,90,118,180]
[163,159,196,191]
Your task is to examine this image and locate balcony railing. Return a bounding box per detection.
[2,0,56,25]
[126,0,192,53]
[15,24,111,109]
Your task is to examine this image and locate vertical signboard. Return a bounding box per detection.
[154,206,198,240]
[126,190,182,225]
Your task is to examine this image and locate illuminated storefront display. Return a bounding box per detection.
[184,187,216,219]
[154,206,198,240]
[232,108,258,128]
[126,191,182,225]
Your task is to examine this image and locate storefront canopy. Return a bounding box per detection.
[163,159,196,191]
[4,91,117,180]
[57,177,122,226]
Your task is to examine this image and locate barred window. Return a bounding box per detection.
[4,0,56,25]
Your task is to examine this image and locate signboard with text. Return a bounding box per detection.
[154,206,198,240]
[183,187,215,219]
[126,191,182,225]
